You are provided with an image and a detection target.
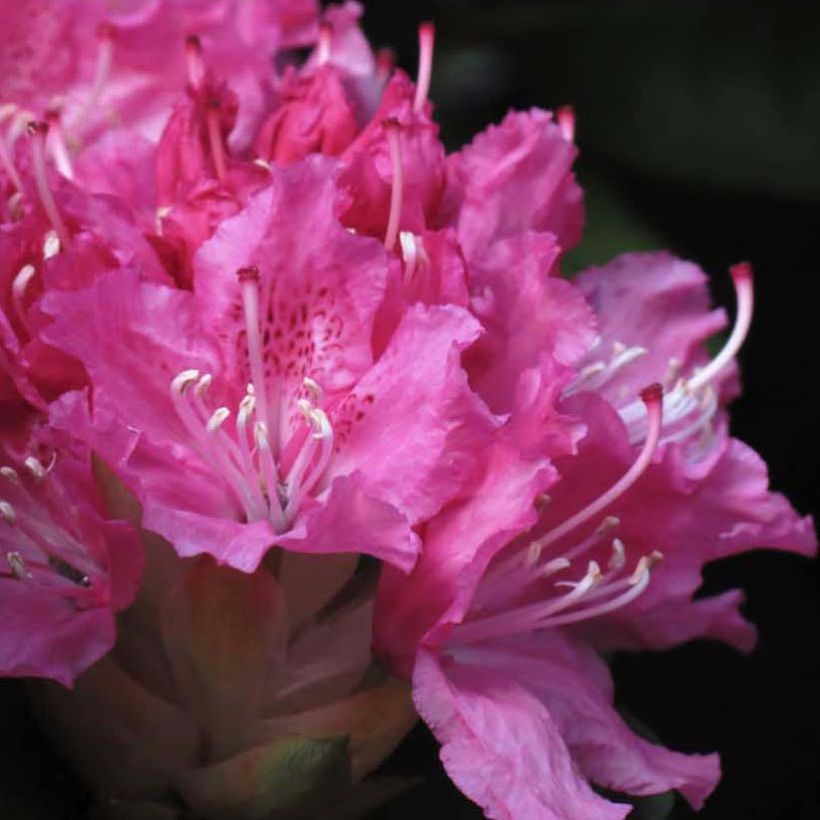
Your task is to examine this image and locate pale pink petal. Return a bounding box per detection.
[472,634,720,808]
[413,648,630,820]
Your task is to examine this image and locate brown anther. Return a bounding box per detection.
[26,120,49,138]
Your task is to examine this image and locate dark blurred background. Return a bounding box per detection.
[361,2,820,818]
[2,2,817,818]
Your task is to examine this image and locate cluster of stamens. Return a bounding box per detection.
[568,263,754,449]
[451,385,666,644]
[170,267,334,532]
[1,452,102,602]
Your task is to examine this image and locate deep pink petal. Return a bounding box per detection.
[278,471,420,573]
[329,303,498,524]
[575,252,732,404]
[193,156,389,442]
[0,582,114,687]
[375,448,553,675]
[465,231,597,412]
[440,109,583,258]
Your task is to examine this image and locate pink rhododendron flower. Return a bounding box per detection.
[43,156,498,574]
[375,257,816,819]
[0,397,143,686]
[0,4,815,819]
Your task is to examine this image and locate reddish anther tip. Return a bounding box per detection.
[96,21,118,40]
[729,261,753,283]
[26,120,49,137]
[639,383,664,404]
[382,117,401,131]
[556,105,576,142]
[44,108,61,124]
[419,21,435,37]
[237,265,260,283]
[185,34,202,51]
[377,48,395,70]
[207,96,222,110]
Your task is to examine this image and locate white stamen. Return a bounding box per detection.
[42,230,61,259]
[6,551,32,580]
[687,265,753,392]
[0,467,19,483]
[383,119,403,251]
[0,500,15,524]
[206,407,230,433]
[608,538,626,571]
[24,457,47,481]
[172,368,200,394]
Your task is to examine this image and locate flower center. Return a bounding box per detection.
[450,384,665,645]
[169,267,334,532]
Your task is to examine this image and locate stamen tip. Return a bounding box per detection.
[556,105,576,142]
[185,34,202,52]
[639,382,664,405]
[26,120,49,138]
[730,261,753,283]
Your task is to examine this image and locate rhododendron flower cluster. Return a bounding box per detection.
[1,2,815,819]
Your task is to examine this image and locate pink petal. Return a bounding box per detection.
[575,252,732,404]
[465,231,597,412]
[278,471,420,573]
[329,302,498,525]
[441,109,583,259]
[0,582,114,687]
[463,633,720,809]
[374,409,564,676]
[413,648,629,820]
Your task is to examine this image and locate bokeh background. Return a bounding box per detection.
[2,2,817,818]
